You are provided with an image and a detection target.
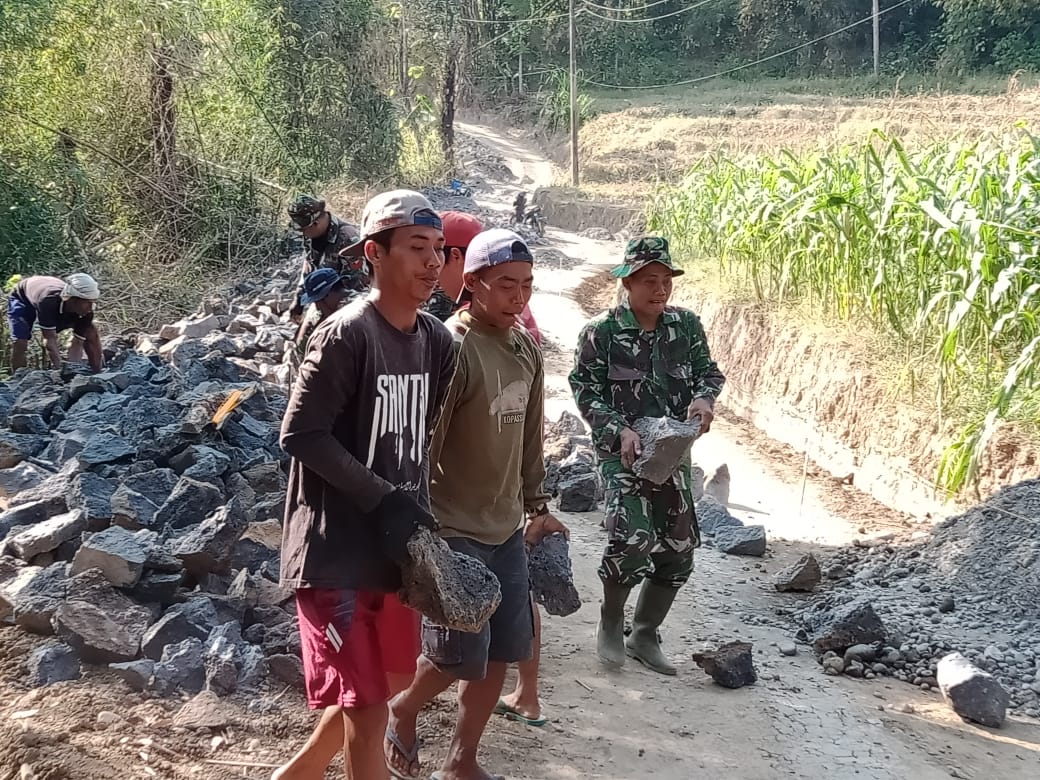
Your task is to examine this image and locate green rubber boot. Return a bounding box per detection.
[596,582,632,667]
[625,582,679,676]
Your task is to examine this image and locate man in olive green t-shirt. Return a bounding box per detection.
[385,229,567,780]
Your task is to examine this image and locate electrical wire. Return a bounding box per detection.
[461,11,569,24]
[583,0,678,13]
[583,0,914,89]
[470,1,574,53]
[581,0,720,24]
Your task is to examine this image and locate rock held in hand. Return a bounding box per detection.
[691,641,758,688]
[937,652,1009,728]
[528,534,581,617]
[399,527,501,633]
[631,416,700,485]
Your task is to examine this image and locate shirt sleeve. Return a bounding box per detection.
[428,339,465,479]
[279,324,393,513]
[684,312,726,405]
[36,297,60,331]
[568,318,628,453]
[72,313,95,339]
[521,344,550,511]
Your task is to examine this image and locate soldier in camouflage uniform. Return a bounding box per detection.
[286,195,366,320]
[569,236,725,676]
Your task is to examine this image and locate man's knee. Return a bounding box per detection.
[648,550,694,588]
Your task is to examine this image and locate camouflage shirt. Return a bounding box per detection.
[422,288,458,322]
[291,215,367,314]
[569,304,725,465]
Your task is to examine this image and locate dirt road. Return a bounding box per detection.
[451,121,1040,780]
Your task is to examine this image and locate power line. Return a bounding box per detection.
[583,0,914,89]
[462,11,568,24]
[583,0,677,12]
[581,0,720,24]
[470,2,574,53]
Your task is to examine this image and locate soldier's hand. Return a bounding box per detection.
[687,398,715,433]
[620,427,642,470]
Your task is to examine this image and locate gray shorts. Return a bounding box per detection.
[421,529,534,681]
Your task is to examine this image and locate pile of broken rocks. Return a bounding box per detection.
[787,479,1040,723]
[0,269,307,699]
[542,411,602,514]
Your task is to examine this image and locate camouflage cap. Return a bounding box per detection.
[288,195,326,229]
[610,236,684,278]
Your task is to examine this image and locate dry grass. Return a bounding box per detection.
[563,74,1040,201]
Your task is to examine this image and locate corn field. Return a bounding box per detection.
[648,130,1040,494]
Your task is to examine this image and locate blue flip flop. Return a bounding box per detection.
[385,725,421,780]
[494,699,548,727]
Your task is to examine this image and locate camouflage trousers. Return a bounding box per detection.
[598,469,700,589]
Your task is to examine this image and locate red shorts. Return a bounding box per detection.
[295,588,420,709]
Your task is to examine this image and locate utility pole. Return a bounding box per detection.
[872,0,880,79]
[400,0,408,95]
[518,51,524,96]
[568,0,579,187]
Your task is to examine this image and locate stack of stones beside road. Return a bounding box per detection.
[0,268,311,697]
[543,411,602,513]
[785,479,1040,721]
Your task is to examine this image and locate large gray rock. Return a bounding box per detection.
[695,496,743,536]
[53,594,151,663]
[130,570,185,605]
[631,416,700,485]
[122,468,179,506]
[0,431,48,469]
[70,526,156,587]
[692,641,758,688]
[26,642,81,687]
[7,459,78,508]
[0,462,50,498]
[808,599,887,655]
[240,462,285,495]
[153,477,224,531]
[0,497,67,540]
[169,446,231,482]
[937,652,1010,728]
[204,623,243,696]
[266,653,304,690]
[399,527,502,633]
[12,562,68,634]
[152,637,206,695]
[558,473,598,512]
[141,598,221,660]
[109,659,155,692]
[0,558,36,621]
[528,534,581,617]
[9,414,50,436]
[715,525,767,557]
[7,509,88,561]
[66,472,117,530]
[110,488,162,531]
[79,433,136,467]
[168,501,248,578]
[11,389,64,422]
[774,553,822,592]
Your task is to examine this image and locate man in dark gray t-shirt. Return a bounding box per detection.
[276,190,455,780]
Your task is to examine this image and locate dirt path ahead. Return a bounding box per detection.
[454,121,1040,780]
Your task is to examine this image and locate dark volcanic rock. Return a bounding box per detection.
[12,562,68,635]
[938,652,1010,728]
[0,431,48,469]
[715,525,767,557]
[153,477,224,531]
[557,473,598,512]
[168,500,248,578]
[692,641,758,688]
[26,642,81,687]
[78,433,136,467]
[694,496,743,536]
[399,527,502,633]
[808,599,887,656]
[527,534,581,617]
[774,553,822,593]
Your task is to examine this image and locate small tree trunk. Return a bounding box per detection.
[440,46,458,161]
[150,43,177,191]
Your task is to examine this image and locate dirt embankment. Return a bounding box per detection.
[674,282,1040,516]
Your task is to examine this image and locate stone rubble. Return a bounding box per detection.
[0,269,299,698]
[781,479,1040,720]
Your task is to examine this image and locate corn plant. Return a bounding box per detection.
[648,130,1040,495]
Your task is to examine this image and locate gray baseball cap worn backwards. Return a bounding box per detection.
[339,189,443,257]
[458,228,534,303]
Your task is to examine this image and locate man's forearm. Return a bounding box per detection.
[44,337,61,369]
[281,430,393,512]
[85,335,103,373]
